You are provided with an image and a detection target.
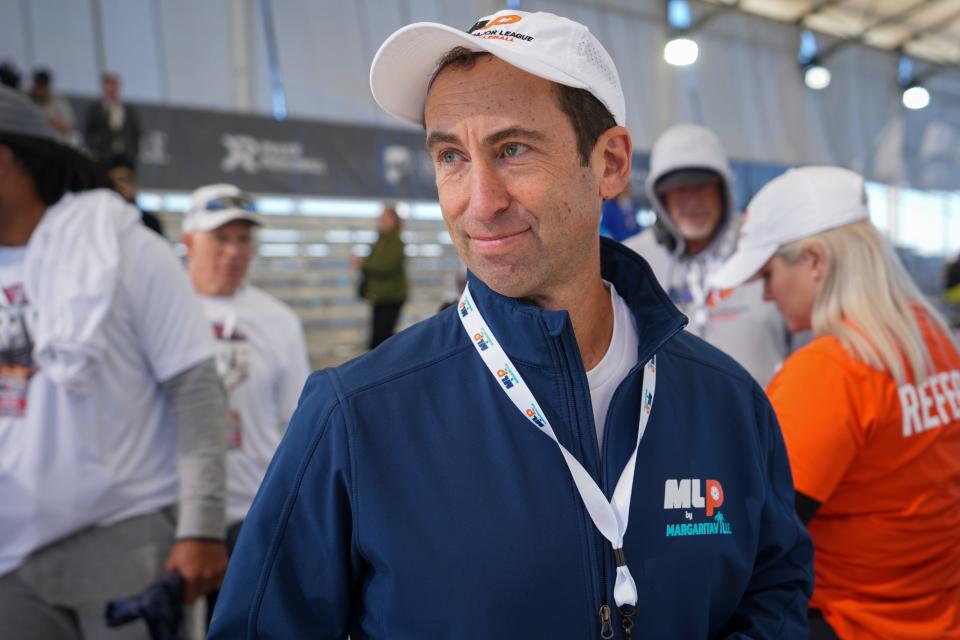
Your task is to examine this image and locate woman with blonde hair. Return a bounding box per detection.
[710,166,960,640]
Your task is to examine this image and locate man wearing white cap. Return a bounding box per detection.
[0,86,229,638]
[182,184,310,548]
[210,11,812,639]
[710,166,960,640]
[625,124,790,387]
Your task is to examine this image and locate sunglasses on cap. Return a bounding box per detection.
[204,195,257,213]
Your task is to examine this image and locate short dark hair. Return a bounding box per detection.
[0,62,21,91]
[32,69,52,87]
[0,134,111,205]
[430,48,616,166]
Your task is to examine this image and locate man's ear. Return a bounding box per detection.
[182,231,195,260]
[593,126,632,200]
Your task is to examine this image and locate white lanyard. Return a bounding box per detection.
[458,284,656,608]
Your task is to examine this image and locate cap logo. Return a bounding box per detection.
[467,14,522,34]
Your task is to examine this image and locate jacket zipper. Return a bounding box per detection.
[599,604,614,639]
[555,327,611,639]
[555,307,686,639]
[595,335,682,638]
[597,364,634,639]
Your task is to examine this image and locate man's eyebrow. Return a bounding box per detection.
[425,127,547,151]
[425,131,461,151]
[484,127,546,146]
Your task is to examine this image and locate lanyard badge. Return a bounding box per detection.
[458,285,657,610]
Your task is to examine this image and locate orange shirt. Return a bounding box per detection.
[767,307,960,640]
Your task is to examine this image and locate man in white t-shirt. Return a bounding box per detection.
[0,86,229,639]
[182,184,310,547]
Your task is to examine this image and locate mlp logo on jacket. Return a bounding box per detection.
[663,478,733,537]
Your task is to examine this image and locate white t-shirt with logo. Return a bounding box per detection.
[586,283,640,447]
[199,286,310,523]
[0,227,214,576]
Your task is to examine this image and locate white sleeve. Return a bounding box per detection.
[123,228,214,382]
[276,311,311,432]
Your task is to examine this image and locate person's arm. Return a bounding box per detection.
[766,347,862,519]
[159,359,230,602]
[127,227,229,602]
[720,387,814,639]
[208,370,360,639]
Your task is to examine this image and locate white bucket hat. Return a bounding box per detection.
[708,166,870,290]
[369,9,625,126]
[184,184,262,233]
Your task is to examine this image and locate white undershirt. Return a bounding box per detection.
[586,282,640,447]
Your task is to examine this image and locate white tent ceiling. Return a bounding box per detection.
[701,0,960,65]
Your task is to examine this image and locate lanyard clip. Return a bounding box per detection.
[613,547,626,567]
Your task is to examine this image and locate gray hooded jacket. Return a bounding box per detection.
[624,124,789,387]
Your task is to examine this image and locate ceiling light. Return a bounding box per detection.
[664,38,699,66]
[803,64,831,90]
[902,85,930,110]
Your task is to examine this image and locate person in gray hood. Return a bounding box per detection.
[625,124,790,387]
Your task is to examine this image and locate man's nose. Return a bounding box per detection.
[465,157,510,222]
[222,241,244,257]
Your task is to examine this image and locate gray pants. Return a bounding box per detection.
[0,510,176,640]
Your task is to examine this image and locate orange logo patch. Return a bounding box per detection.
[483,14,521,29]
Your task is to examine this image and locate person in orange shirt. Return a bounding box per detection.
[710,166,960,640]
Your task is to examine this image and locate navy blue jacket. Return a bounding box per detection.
[209,239,813,639]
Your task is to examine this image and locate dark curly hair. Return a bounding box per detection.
[0,134,111,205]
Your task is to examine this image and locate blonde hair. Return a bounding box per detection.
[778,220,953,385]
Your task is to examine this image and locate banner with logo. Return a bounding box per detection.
[68,98,804,203]
[70,98,439,199]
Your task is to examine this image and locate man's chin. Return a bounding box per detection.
[677,224,716,242]
[467,262,533,299]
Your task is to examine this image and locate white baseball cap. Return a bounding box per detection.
[708,166,870,290]
[183,184,262,233]
[369,10,625,126]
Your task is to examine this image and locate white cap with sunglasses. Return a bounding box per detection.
[708,166,870,290]
[184,184,262,233]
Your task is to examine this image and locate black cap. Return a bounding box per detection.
[654,168,722,194]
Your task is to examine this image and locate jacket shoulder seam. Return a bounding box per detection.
[342,343,474,396]
[326,366,367,574]
[661,342,751,383]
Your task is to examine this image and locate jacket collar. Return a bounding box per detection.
[464,238,687,369]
